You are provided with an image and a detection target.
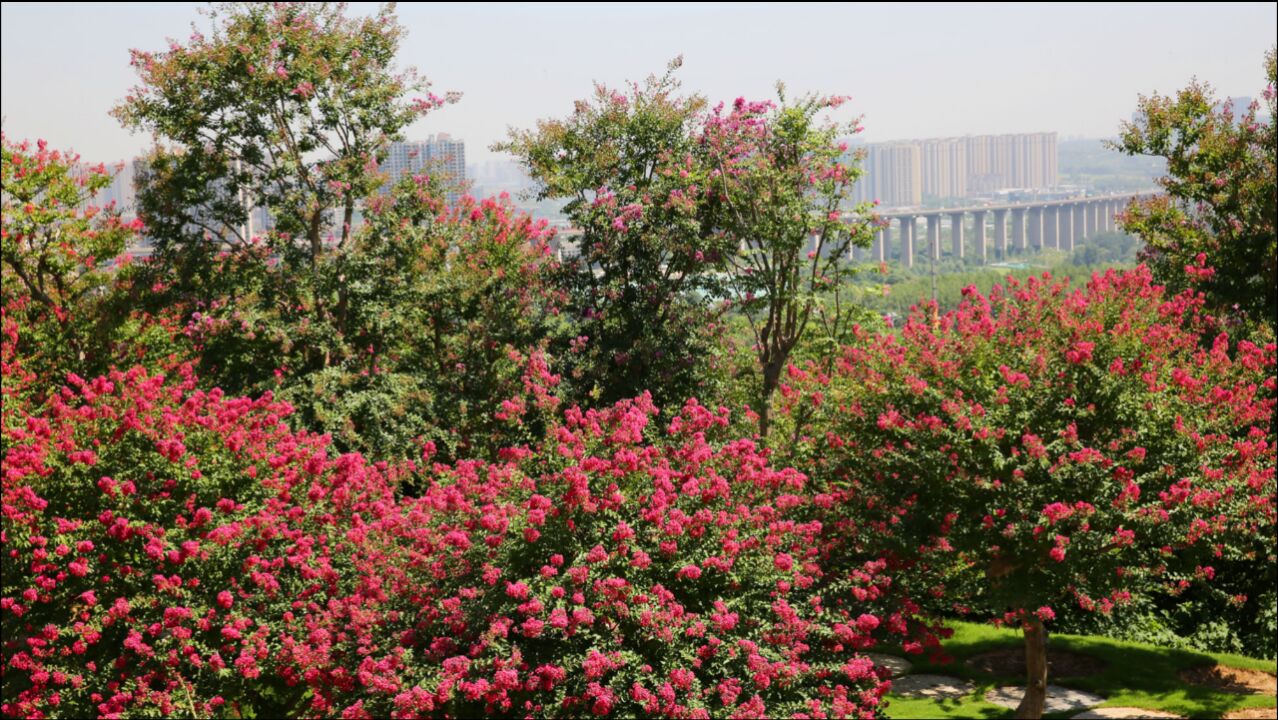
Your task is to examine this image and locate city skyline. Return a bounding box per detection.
[3,3,1275,167]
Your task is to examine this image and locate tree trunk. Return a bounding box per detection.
[308,211,324,267]
[340,198,355,249]
[1015,617,1049,719]
[757,359,782,437]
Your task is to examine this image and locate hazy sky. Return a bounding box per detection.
[3,2,1275,165]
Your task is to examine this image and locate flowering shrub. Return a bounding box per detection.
[308,394,935,719]
[0,135,160,387]
[776,266,1276,716]
[1,358,344,717]
[3,293,926,718]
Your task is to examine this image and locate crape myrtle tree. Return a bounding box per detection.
[775,268,1276,718]
[107,2,569,463]
[1110,47,1276,326]
[498,58,738,412]
[698,89,875,438]
[0,136,143,380]
[502,69,877,436]
[113,1,461,378]
[114,1,458,265]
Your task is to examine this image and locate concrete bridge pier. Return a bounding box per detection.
[926,214,941,260]
[1044,206,1058,250]
[899,215,915,268]
[973,210,987,263]
[993,208,1008,259]
[1028,207,1043,251]
[1059,204,1075,252]
[1011,207,1027,253]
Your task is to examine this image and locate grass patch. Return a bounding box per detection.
[884,621,1277,719]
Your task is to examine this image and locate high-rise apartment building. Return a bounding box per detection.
[852,142,922,208]
[920,138,967,200]
[382,134,467,202]
[853,132,1057,208]
[990,132,1057,189]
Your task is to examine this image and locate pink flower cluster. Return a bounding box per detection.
[775,266,1276,627]
[1,306,934,717]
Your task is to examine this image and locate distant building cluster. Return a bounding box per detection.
[852,132,1058,208]
[382,134,467,203]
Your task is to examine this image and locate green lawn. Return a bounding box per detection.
[884,621,1277,719]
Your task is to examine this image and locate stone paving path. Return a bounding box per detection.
[875,652,1117,714]
[985,685,1106,714]
[889,673,976,699]
[1071,708,1183,719]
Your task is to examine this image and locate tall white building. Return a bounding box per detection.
[852,143,922,208]
[920,138,967,200]
[383,134,467,202]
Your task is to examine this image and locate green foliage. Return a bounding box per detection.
[150,173,562,464]
[114,1,453,258]
[1110,47,1277,325]
[1069,231,1141,267]
[699,89,875,436]
[497,58,733,412]
[292,179,562,463]
[1056,570,1278,660]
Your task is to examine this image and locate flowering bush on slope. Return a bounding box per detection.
[774,266,1276,717]
[1,347,363,716]
[324,394,939,719]
[3,308,926,718]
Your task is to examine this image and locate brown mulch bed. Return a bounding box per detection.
[964,648,1107,678]
[1178,664,1277,696]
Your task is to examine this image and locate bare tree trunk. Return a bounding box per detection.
[308,212,324,268]
[340,198,355,249]
[757,359,782,437]
[1015,617,1049,719]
